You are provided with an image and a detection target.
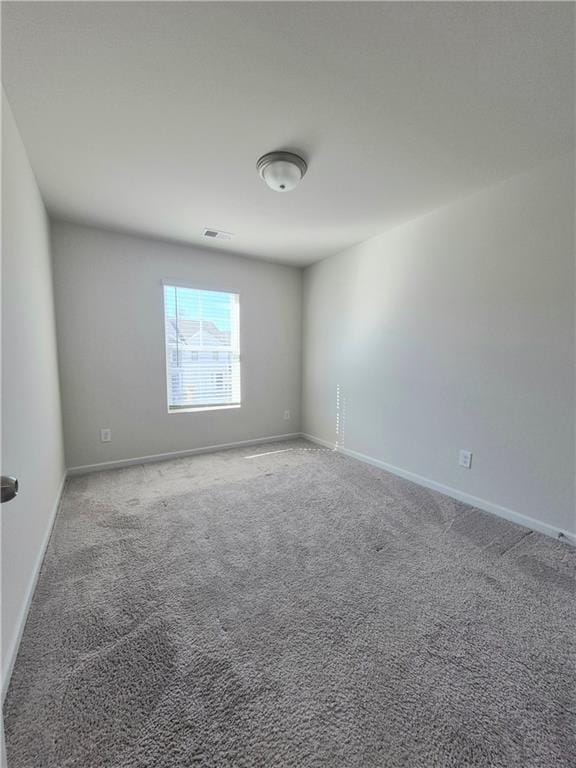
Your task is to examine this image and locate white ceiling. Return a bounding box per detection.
[2,2,574,266]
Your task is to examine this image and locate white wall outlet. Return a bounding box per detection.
[100,428,112,443]
[283,410,291,420]
[459,449,472,469]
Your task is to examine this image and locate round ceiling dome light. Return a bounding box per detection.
[257,151,307,192]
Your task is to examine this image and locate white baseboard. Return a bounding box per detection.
[301,433,576,546]
[67,433,302,476]
[2,473,68,700]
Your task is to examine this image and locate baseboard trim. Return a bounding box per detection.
[67,433,302,476]
[2,472,68,700]
[301,433,576,546]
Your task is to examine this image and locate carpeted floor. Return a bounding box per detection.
[4,439,576,767]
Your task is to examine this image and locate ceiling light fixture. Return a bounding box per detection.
[257,151,307,192]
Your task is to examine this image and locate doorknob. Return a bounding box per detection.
[1,476,18,503]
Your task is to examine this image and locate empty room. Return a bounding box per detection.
[1,1,574,766]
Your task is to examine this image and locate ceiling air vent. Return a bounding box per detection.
[203,228,233,241]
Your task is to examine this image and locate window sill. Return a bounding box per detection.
[168,404,241,414]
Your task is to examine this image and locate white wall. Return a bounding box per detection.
[1,93,66,693]
[51,221,302,469]
[303,156,575,535]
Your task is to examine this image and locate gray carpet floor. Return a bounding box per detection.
[4,439,575,767]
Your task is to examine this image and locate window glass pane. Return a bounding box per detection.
[164,285,241,410]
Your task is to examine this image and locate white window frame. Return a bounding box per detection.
[162,281,242,414]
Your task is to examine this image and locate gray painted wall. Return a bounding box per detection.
[51,221,302,469]
[303,156,575,534]
[1,94,66,691]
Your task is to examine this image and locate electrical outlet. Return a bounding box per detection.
[459,449,472,469]
[283,410,291,420]
[100,428,112,443]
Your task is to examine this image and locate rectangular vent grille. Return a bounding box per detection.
[203,228,233,241]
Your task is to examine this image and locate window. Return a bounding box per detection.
[163,285,241,411]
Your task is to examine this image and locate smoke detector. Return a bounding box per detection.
[257,151,307,192]
[203,228,233,241]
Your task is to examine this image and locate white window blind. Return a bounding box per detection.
[163,285,241,411]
